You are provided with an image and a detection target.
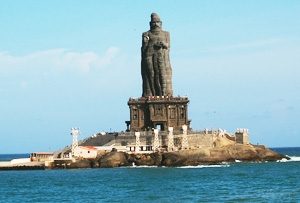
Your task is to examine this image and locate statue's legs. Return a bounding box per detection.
[142,78,152,97]
[141,60,151,96]
[153,54,162,96]
[165,66,173,96]
[164,52,173,96]
[146,57,156,96]
[157,51,166,96]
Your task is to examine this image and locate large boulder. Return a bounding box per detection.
[128,152,162,166]
[254,145,286,161]
[160,144,285,166]
[217,144,286,161]
[161,148,211,166]
[99,151,129,168]
[213,144,259,161]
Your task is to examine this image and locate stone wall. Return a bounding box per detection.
[113,132,230,149]
[235,129,249,144]
[186,133,217,148]
[114,134,169,147]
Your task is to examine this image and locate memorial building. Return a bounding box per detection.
[126,13,191,132]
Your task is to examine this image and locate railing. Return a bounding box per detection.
[118,129,230,136]
[118,131,169,136]
[128,96,189,102]
[189,129,231,135]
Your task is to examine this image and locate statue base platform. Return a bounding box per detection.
[126,96,191,132]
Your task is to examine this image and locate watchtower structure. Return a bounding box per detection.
[71,128,79,157]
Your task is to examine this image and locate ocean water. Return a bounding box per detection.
[0,154,30,161]
[0,147,299,202]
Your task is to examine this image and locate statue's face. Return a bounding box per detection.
[150,20,162,30]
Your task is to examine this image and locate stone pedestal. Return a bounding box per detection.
[126,96,191,132]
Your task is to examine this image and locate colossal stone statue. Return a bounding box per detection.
[141,13,173,97]
[127,13,190,132]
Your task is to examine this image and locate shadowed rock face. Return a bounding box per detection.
[141,13,173,97]
[128,152,162,166]
[69,159,94,168]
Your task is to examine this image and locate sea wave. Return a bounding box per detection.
[129,165,159,168]
[176,164,230,169]
[121,164,230,168]
[277,156,300,162]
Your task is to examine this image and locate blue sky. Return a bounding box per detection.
[0,1,299,153]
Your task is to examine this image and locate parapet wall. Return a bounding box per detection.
[186,133,217,148]
[113,132,234,149]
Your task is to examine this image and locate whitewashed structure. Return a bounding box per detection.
[73,146,98,159]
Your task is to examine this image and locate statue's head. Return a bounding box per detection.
[149,13,162,30]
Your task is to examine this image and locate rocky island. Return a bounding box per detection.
[76,144,285,169]
[56,13,286,168]
[47,128,286,169]
[0,13,287,170]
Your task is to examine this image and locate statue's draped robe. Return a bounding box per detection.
[141,30,173,97]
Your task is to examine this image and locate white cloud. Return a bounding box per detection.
[0,47,121,73]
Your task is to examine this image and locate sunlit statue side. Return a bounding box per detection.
[141,13,173,97]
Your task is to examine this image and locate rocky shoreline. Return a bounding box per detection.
[49,144,287,169]
[0,144,287,170]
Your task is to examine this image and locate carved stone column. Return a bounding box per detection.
[135,132,140,153]
[181,124,189,149]
[153,129,160,152]
[168,127,174,152]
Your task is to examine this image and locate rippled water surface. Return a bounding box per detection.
[0,148,299,202]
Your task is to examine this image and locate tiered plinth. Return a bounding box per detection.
[126,96,190,132]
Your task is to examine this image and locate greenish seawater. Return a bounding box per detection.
[0,148,299,202]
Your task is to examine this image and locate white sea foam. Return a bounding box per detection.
[176,164,230,169]
[277,156,300,162]
[127,165,159,168]
[121,164,230,169]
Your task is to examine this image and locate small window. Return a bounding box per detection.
[155,105,163,116]
[133,109,138,120]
